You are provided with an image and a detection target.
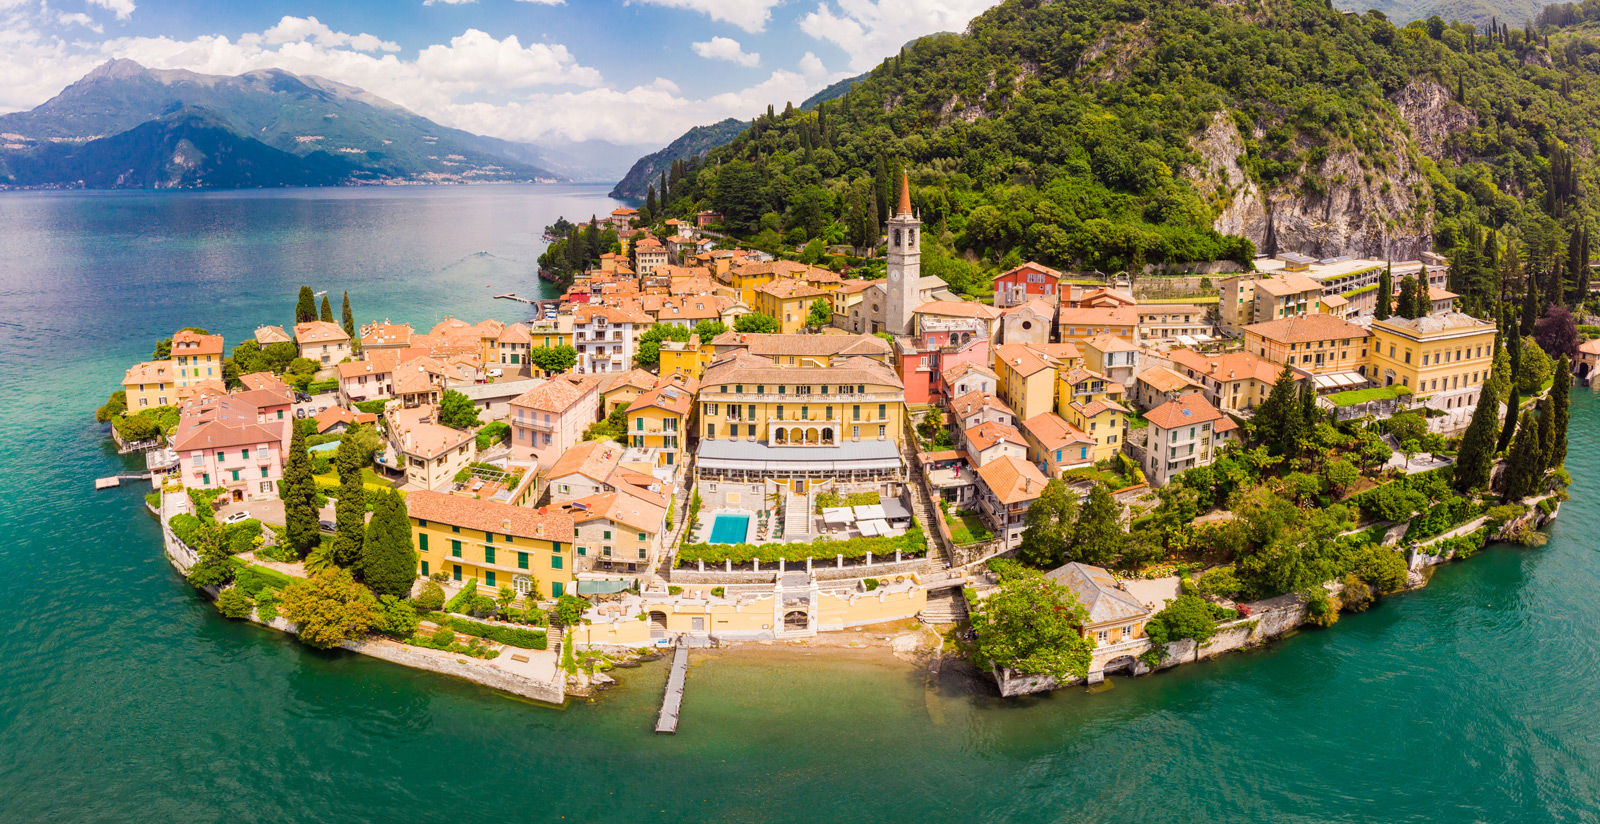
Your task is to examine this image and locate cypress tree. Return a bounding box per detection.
[1521,281,1540,337]
[281,424,321,559]
[1454,383,1500,492]
[1297,379,1320,450]
[295,285,316,323]
[319,295,334,324]
[1253,365,1300,456]
[1396,275,1418,319]
[1549,355,1570,468]
[340,291,355,339]
[361,490,418,599]
[331,437,367,569]
[1498,410,1542,501]
[1068,484,1124,567]
[1497,384,1521,453]
[1535,396,1555,471]
[1376,265,1392,320]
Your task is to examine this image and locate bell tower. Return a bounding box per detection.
[884,171,920,336]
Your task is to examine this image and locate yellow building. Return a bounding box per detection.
[708,331,892,367]
[730,260,809,305]
[171,329,224,388]
[752,279,830,334]
[992,343,1062,421]
[658,334,713,380]
[408,491,577,598]
[626,383,694,469]
[1366,312,1497,411]
[122,360,175,410]
[699,353,904,446]
[1164,348,1297,414]
[1241,314,1369,376]
[1250,273,1324,323]
[528,317,574,351]
[1055,367,1130,462]
[564,490,667,577]
[1055,307,1139,347]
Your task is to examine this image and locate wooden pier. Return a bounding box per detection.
[493,293,538,304]
[655,642,689,734]
[95,472,154,490]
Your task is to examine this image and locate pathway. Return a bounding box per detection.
[655,641,689,734]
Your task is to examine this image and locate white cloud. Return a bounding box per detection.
[691,36,758,67]
[254,16,399,53]
[57,12,101,32]
[800,0,998,70]
[630,0,784,33]
[798,51,825,76]
[85,0,135,20]
[415,29,601,89]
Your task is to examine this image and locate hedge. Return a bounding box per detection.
[353,399,390,415]
[676,528,925,566]
[307,379,339,394]
[426,612,548,649]
[231,562,297,596]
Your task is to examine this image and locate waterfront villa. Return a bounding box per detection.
[407,491,576,598]
[170,387,293,502]
[122,360,175,410]
[293,321,352,366]
[1044,562,1151,647]
[1363,311,1497,415]
[1137,393,1237,487]
[974,454,1048,552]
[562,490,667,579]
[171,330,224,388]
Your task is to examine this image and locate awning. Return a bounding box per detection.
[822,507,854,525]
[576,579,633,595]
[1312,371,1368,390]
[851,504,887,520]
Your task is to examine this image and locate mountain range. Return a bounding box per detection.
[0,60,600,189]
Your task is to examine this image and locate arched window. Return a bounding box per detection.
[892,229,901,247]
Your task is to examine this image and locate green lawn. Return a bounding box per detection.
[946,509,992,544]
[1327,385,1412,407]
[314,468,398,496]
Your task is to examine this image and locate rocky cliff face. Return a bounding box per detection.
[1390,78,1477,160]
[1187,109,1434,260]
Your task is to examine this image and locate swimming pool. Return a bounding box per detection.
[708,512,752,544]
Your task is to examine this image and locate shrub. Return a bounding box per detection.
[1305,587,1339,627]
[1144,594,1225,646]
[375,596,420,637]
[1348,545,1408,593]
[431,626,457,646]
[475,421,511,451]
[353,399,389,415]
[413,581,446,611]
[676,528,925,566]
[307,378,339,395]
[223,519,263,554]
[444,580,496,617]
[711,586,725,597]
[216,588,255,619]
[863,578,879,591]
[428,613,548,649]
[1196,566,1241,598]
[256,591,281,622]
[668,586,683,595]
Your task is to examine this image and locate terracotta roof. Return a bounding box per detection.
[1075,287,1137,306]
[392,414,473,460]
[1071,398,1130,418]
[1003,298,1055,317]
[965,421,1027,452]
[294,321,351,345]
[754,279,827,300]
[546,439,624,484]
[975,455,1048,506]
[511,376,597,414]
[360,322,414,347]
[408,491,573,541]
[123,360,172,386]
[701,352,903,390]
[170,394,286,452]
[337,350,403,380]
[708,331,890,359]
[565,490,666,533]
[731,259,811,278]
[1144,393,1226,430]
[239,372,288,392]
[1136,365,1199,394]
[941,361,997,385]
[598,368,659,396]
[1428,286,1459,301]
[627,383,693,416]
[1579,339,1600,355]
[1243,313,1367,344]
[1166,348,1286,385]
[897,170,912,215]
[951,391,1014,419]
[313,405,377,433]
[993,343,1055,378]
[172,329,224,356]
[1080,333,1139,354]
[1057,306,1138,327]
[575,303,653,325]
[254,325,292,345]
[1252,273,1324,297]
[1371,311,1496,338]
[998,261,1063,281]
[915,300,1001,320]
[1021,412,1093,450]
[1044,562,1149,624]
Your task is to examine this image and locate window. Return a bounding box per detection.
[638,532,647,541]
[241,449,249,459]
[518,552,529,569]
[451,540,462,557]
[452,564,462,582]
[553,582,564,597]
[552,555,563,570]
[636,418,644,431]
[419,534,428,551]
[420,560,429,577]
[485,570,497,588]
[878,425,886,438]
[260,467,268,478]
[484,546,495,564]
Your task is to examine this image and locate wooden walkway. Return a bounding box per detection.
[655,642,689,734]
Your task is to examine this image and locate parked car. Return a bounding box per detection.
[318,519,336,532]
[487,368,503,378]
[222,510,251,525]
[294,408,307,419]
[294,392,312,402]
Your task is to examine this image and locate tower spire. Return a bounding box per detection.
[897,170,912,216]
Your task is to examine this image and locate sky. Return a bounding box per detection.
[0,0,1002,148]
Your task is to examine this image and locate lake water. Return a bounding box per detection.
[1,185,1598,823]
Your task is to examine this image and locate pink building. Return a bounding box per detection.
[171,386,293,503]
[509,374,601,467]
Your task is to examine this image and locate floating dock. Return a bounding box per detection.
[655,642,689,734]
[94,472,153,490]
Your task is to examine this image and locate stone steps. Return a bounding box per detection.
[919,591,969,624]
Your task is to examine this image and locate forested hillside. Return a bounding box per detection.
[649,0,1599,312]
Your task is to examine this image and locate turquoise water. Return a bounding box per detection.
[1,186,1599,822]
[709,512,752,544]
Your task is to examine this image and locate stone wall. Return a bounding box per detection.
[668,555,930,584]
[341,638,566,705]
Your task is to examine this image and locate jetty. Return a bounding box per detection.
[655,641,689,734]
[493,293,538,304]
[95,472,153,490]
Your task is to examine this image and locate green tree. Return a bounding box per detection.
[438,389,482,430]
[805,298,832,330]
[1144,594,1223,646]
[1497,410,1544,501]
[340,290,356,340]
[1497,384,1521,453]
[1017,479,1079,569]
[281,423,320,559]
[1549,355,1570,469]
[216,587,255,619]
[414,580,446,611]
[295,285,316,324]
[374,595,420,637]
[552,594,591,626]
[1376,264,1392,320]
[714,159,765,234]
[635,322,692,369]
[970,567,1094,682]
[528,345,577,374]
[1323,459,1361,496]
[361,490,419,600]
[278,568,379,649]
[1068,484,1123,566]
[1516,338,1553,395]
[95,390,127,423]
[330,436,366,569]
[1454,384,1501,492]
[319,295,334,324]
[734,312,781,333]
[1251,365,1302,456]
[692,320,727,340]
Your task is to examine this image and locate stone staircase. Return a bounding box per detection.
[783,491,810,539]
[901,446,951,571]
[919,590,969,624]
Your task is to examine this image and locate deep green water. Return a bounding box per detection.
[2,186,1599,823]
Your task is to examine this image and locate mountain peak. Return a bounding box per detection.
[82,59,151,82]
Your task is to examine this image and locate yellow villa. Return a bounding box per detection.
[752,279,830,333]
[407,491,577,598]
[1055,367,1130,462]
[1366,312,1498,412]
[729,259,810,304]
[171,329,224,387]
[992,343,1062,421]
[1241,314,1370,376]
[122,360,175,410]
[626,382,695,470]
[658,334,713,380]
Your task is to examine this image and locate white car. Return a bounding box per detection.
[487,368,503,378]
[222,511,251,525]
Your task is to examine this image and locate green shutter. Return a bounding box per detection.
[419,534,428,551]
[518,552,529,569]
[451,540,461,557]
[485,571,496,587]
[552,555,563,570]
[484,546,495,564]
